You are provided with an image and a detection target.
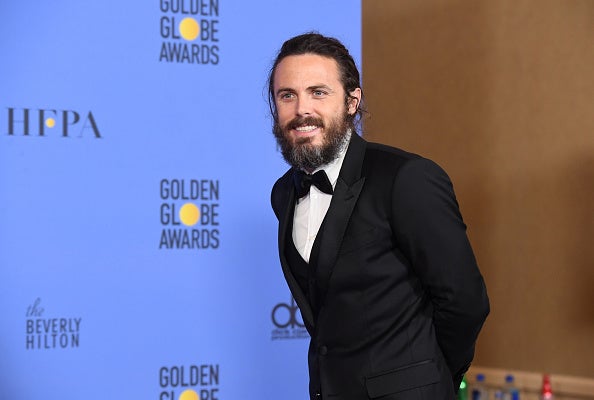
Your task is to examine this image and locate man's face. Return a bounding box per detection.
[272,54,360,171]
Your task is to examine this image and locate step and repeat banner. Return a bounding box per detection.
[0,1,360,399]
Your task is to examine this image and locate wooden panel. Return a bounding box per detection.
[363,0,594,377]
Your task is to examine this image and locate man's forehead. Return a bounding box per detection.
[274,54,341,88]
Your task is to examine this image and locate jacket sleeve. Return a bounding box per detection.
[390,157,490,388]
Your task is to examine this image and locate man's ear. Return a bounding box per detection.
[347,88,362,115]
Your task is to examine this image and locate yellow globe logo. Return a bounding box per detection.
[179,203,200,226]
[179,17,200,41]
[179,389,200,400]
[45,118,56,128]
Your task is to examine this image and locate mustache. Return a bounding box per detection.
[285,116,325,131]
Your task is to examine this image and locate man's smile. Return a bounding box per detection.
[294,125,319,132]
[292,125,322,138]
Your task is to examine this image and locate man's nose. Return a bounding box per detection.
[296,97,313,116]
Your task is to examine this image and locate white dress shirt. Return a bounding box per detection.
[292,133,351,263]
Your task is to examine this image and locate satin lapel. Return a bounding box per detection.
[277,176,315,331]
[316,133,367,300]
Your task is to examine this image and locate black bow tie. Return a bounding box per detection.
[293,170,334,198]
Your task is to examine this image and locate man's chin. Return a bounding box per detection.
[293,141,323,156]
[293,137,315,147]
[287,128,311,141]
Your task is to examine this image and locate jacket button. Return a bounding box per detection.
[318,345,328,355]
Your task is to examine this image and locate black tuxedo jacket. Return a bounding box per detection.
[271,133,489,400]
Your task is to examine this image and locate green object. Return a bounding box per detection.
[458,375,469,400]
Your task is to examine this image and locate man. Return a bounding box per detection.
[269,33,489,400]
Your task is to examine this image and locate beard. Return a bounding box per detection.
[273,112,352,171]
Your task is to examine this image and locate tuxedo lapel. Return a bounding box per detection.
[315,133,367,300]
[277,174,316,331]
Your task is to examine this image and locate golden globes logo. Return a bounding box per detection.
[158,0,220,65]
[159,364,220,400]
[159,178,220,249]
[5,107,101,138]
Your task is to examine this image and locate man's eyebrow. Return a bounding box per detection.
[276,87,295,95]
[308,84,334,92]
[275,84,335,96]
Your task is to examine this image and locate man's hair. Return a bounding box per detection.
[267,32,366,129]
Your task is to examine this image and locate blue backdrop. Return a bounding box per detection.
[0,1,360,399]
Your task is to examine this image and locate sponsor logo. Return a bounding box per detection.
[271,297,308,340]
[25,298,82,350]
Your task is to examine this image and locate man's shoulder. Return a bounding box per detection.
[360,137,449,183]
[270,168,294,218]
[272,168,293,192]
[362,138,425,171]
[365,139,421,162]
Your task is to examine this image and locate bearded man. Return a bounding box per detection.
[269,33,489,400]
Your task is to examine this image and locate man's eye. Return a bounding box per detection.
[280,93,294,100]
[313,90,326,96]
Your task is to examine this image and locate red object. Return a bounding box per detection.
[541,374,554,399]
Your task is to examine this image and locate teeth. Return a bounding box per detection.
[295,125,318,132]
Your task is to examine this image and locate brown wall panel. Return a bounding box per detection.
[362,0,594,377]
